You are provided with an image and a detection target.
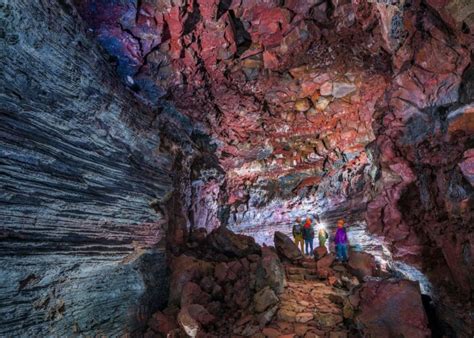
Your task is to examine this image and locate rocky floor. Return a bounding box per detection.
[145,227,431,338]
[261,258,355,338]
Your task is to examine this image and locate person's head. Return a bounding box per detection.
[296,217,301,223]
[337,219,345,228]
[305,218,311,226]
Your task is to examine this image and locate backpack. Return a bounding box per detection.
[319,229,328,239]
[293,223,302,236]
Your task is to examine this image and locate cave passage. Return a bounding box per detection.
[0,0,473,337]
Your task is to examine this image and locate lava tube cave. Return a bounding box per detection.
[0,0,473,337]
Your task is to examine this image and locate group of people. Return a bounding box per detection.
[292,217,349,262]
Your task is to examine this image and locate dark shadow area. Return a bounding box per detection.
[421,294,455,338]
[183,1,201,35]
[216,0,232,20]
[228,10,252,57]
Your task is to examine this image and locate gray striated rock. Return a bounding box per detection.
[332,82,357,98]
[0,1,184,335]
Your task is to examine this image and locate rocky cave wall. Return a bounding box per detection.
[73,0,474,333]
[1,0,474,336]
[0,1,221,335]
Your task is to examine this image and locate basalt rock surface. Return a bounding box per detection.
[147,228,430,337]
[0,1,221,335]
[1,0,474,336]
[74,2,473,331]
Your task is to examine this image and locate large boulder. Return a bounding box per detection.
[347,252,378,280]
[355,279,430,338]
[168,255,214,306]
[316,253,335,271]
[207,226,261,258]
[254,286,279,313]
[313,246,328,260]
[274,231,304,263]
[256,247,287,294]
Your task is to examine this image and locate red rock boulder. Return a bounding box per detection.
[355,279,430,338]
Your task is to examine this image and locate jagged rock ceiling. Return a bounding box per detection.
[1,0,473,336]
[74,0,474,333]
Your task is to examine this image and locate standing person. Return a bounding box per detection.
[313,215,328,247]
[318,227,329,248]
[302,218,315,256]
[334,219,349,262]
[292,217,304,253]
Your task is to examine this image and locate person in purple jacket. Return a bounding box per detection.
[334,219,349,262]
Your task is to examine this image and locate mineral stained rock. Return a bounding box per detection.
[1,0,474,336]
[356,280,431,338]
[0,1,197,335]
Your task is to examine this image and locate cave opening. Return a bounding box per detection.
[1,0,473,337]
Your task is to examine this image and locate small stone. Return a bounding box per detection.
[295,312,314,323]
[331,82,356,98]
[262,327,282,338]
[315,97,330,111]
[259,305,279,327]
[329,331,348,338]
[313,246,328,260]
[316,253,335,270]
[295,98,311,111]
[343,302,354,319]
[304,332,323,338]
[277,308,297,322]
[177,307,200,337]
[320,82,333,96]
[294,323,310,336]
[313,312,343,327]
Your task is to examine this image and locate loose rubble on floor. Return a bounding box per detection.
[146,227,429,337]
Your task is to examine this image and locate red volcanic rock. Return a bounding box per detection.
[73,0,473,334]
[313,246,328,260]
[168,255,214,306]
[177,304,215,337]
[448,103,474,134]
[207,226,261,258]
[181,282,210,307]
[253,286,279,313]
[214,262,229,284]
[148,311,178,336]
[356,280,430,338]
[316,253,335,271]
[459,149,474,186]
[425,0,474,31]
[347,252,377,280]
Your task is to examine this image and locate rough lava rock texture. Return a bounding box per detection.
[1,0,474,336]
[356,279,431,338]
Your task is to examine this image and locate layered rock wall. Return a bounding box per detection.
[0,1,175,335]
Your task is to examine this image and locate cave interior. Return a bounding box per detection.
[0,0,473,337]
